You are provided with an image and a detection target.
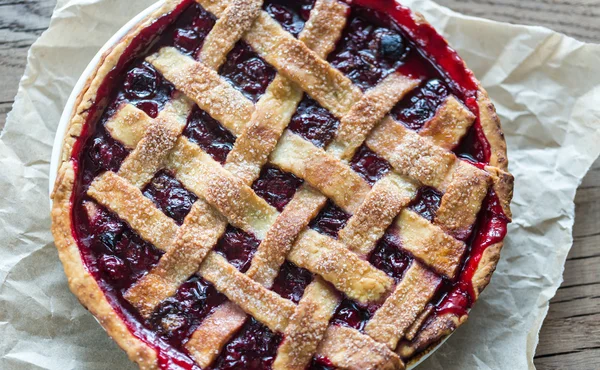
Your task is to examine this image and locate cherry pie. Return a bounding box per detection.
[51,0,514,369]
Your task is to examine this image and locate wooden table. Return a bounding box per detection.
[1,1,598,368]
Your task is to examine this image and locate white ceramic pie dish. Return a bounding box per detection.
[48,1,451,368]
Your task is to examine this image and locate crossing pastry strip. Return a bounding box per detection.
[168,137,278,239]
[317,325,404,370]
[87,172,178,252]
[274,278,339,370]
[117,115,183,188]
[435,161,491,240]
[270,131,371,213]
[105,103,153,148]
[288,229,394,303]
[199,0,263,70]
[147,47,252,136]
[245,186,327,287]
[339,173,418,257]
[365,262,441,350]
[395,209,466,278]
[237,9,362,117]
[124,199,227,317]
[198,252,296,332]
[329,72,421,160]
[419,95,476,150]
[186,302,247,368]
[224,0,351,185]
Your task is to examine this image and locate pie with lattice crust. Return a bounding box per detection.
[51,0,514,369]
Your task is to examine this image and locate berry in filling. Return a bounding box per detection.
[330,299,373,332]
[408,186,443,223]
[369,229,412,282]
[157,2,216,56]
[142,170,198,225]
[214,226,261,273]
[183,105,236,164]
[328,9,410,90]
[309,200,351,238]
[264,0,315,37]
[219,41,276,102]
[271,261,313,304]
[210,318,282,370]
[391,79,450,131]
[252,165,304,211]
[118,61,175,118]
[82,128,129,185]
[288,95,340,148]
[350,144,392,185]
[308,356,337,370]
[149,276,226,347]
[84,204,164,290]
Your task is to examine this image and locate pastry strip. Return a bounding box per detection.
[87,172,178,252]
[365,262,441,349]
[288,229,394,303]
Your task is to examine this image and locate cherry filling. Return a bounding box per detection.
[214,226,261,273]
[330,299,373,332]
[271,261,313,304]
[219,41,276,102]
[328,8,411,90]
[149,276,226,348]
[252,165,304,211]
[264,0,315,37]
[309,200,351,238]
[288,95,340,148]
[68,0,508,367]
[183,105,236,164]
[210,318,283,370]
[391,79,450,131]
[143,170,198,225]
[350,144,392,185]
[308,356,337,370]
[83,204,164,291]
[369,229,412,282]
[408,186,443,223]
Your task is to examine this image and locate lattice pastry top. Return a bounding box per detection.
[51,0,514,369]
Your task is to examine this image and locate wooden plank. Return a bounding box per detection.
[536,313,600,357]
[535,348,600,370]
[436,0,600,43]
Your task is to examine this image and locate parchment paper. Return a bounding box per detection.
[1,0,599,369]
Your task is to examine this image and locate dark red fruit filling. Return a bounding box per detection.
[408,186,443,223]
[149,276,226,347]
[350,144,392,185]
[288,95,340,148]
[328,8,410,90]
[369,230,412,282]
[252,165,304,211]
[157,2,216,56]
[330,299,373,332]
[454,124,490,165]
[264,0,315,37]
[308,356,337,370]
[271,261,313,304]
[84,205,164,290]
[81,128,129,186]
[115,61,176,119]
[143,170,198,225]
[309,200,351,238]
[183,105,235,164]
[219,42,276,102]
[391,79,450,131]
[214,226,261,273]
[210,318,282,370]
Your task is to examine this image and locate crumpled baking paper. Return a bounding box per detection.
[1,0,599,369]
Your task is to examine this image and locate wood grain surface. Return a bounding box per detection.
[1,0,598,369]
